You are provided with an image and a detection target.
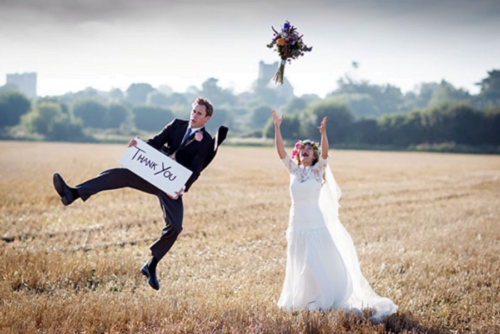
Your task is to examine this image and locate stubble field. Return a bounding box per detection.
[0,141,499,333]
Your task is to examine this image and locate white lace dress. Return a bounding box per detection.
[277,154,397,321]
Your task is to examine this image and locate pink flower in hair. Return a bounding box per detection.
[291,140,302,159]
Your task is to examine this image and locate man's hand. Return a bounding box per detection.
[127,136,140,148]
[167,186,185,200]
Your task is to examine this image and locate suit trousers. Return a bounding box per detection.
[76,168,183,261]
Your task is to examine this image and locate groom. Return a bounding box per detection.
[53,97,227,290]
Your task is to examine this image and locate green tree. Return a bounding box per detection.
[428,80,471,107]
[37,97,70,114]
[476,69,500,108]
[303,99,354,143]
[73,98,109,128]
[60,87,101,105]
[21,102,61,134]
[348,118,380,144]
[412,82,440,109]
[206,107,233,134]
[251,106,272,129]
[133,106,174,132]
[419,102,483,145]
[377,111,425,146]
[147,91,169,106]
[166,93,188,107]
[0,83,19,94]
[482,107,500,145]
[200,78,237,105]
[253,85,290,107]
[441,102,483,145]
[47,115,86,141]
[108,103,132,128]
[264,112,301,140]
[332,77,405,115]
[0,91,32,127]
[327,93,379,119]
[284,98,307,114]
[20,101,85,141]
[419,82,439,102]
[109,88,125,100]
[126,83,155,105]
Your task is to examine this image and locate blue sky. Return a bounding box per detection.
[1,0,499,97]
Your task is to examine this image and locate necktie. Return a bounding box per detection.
[182,128,192,144]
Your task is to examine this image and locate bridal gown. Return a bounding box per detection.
[277,154,397,322]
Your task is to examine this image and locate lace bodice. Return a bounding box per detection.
[281,154,328,183]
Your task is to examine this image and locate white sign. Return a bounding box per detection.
[119,138,192,197]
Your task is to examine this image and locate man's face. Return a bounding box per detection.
[189,103,210,128]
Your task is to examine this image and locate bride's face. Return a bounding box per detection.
[299,145,315,166]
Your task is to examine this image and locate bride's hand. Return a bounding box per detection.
[271,110,284,129]
[318,117,327,134]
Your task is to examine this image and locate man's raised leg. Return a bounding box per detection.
[76,168,158,201]
[53,168,158,206]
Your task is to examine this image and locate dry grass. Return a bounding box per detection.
[0,141,499,334]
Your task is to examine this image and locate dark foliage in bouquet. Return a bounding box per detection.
[267,21,313,84]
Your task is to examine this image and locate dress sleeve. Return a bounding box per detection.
[312,156,328,179]
[281,153,297,174]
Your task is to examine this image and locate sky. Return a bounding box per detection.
[1,0,500,98]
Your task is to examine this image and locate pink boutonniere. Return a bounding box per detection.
[184,131,203,147]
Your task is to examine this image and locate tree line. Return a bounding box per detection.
[263,100,500,151]
[0,69,499,152]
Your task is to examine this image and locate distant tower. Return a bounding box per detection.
[257,61,280,84]
[6,72,37,98]
[254,61,294,101]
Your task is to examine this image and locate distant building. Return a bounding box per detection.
[258,61,279,84]
[254,61,294,101]
[6,72,37,98]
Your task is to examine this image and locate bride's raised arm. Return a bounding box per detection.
[272,110,286,159]
[318,116,329,159]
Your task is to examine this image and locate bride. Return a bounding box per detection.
[272,110,397,322]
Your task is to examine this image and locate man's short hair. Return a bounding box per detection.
[193,97,214,117]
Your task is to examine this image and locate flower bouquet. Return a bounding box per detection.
[266,20,313,84]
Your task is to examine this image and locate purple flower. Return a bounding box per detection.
[282,21,291,33]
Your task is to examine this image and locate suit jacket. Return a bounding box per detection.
[146,119,219,193]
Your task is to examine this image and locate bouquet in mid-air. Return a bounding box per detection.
[266,21,313,84]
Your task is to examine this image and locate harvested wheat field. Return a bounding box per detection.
[0,141,499,334]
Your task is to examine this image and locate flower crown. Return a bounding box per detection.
[291,139,321,159]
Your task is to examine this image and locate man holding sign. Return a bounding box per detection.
[52,97,227,291]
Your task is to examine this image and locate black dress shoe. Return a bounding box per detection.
[141,263,160,290]
[53,173,75,206]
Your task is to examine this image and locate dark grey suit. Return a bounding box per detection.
[75,119,226,261]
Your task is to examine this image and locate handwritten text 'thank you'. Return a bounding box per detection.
[131,147,178,181]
